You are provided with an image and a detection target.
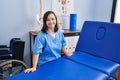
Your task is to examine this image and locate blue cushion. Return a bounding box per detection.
[76,21,120,64]
[64,52,120,76]
[5,57,108,80]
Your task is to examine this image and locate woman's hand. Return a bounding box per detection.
[24,54,39,73]
[24,67,36,73]
[65,52,73,56]
[62,46,73,56]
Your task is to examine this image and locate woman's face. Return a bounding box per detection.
[46,13,56,29]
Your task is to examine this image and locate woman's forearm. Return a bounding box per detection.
[32,54,39,68]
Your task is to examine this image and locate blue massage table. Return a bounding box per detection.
[5,57,109,80]
[5,21,120,80]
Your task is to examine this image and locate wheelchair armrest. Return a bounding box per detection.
[0,45,10,55]
[0,45,8,48]
[0,49,10,54]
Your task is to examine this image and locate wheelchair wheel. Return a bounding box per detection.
[0,59,28,80]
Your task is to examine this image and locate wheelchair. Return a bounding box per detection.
[0,38,28,80]
[0,59,28,80]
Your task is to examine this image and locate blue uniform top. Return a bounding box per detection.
[33,29,66,65]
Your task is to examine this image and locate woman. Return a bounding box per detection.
[24,11,73,73]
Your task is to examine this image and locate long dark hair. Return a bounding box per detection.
[41,11,59,33]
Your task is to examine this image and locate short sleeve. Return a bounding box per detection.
[62,34,67,47]
[33,32,45,54]
[58,30,67,47]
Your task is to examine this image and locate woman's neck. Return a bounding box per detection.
[47,28,55,34]
[47,29,56,38]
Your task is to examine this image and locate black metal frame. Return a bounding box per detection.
[110,0,117,22]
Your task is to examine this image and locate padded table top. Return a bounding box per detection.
[64,52,120,75]
[5,57,108,80]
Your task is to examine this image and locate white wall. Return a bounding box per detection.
[0,0,40,67]
[68,0,113,31]
[0,0,113,67]
[94,0,113,22]
[114,0,120,23]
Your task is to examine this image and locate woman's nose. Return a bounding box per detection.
[49,20,53,23]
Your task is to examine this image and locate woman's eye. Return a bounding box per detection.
[46,18,55,21]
